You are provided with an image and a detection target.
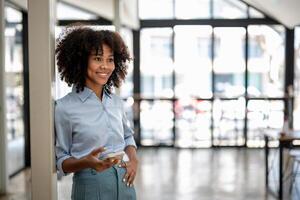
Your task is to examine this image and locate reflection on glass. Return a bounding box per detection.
[294,27,300,131]
[247,25,285,98]
[5,6,25,176]
[140,101,174,145]
[175,98,212,147]
[213,0,247,19]
[213,98,245,146]
[139,0,174,19]
[141,28,174,98]
[175,0,210,19]
[174,25,212,98]
[247,100,284,147]
[214,27,245,98]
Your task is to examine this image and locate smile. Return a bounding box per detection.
[96,72,109,77]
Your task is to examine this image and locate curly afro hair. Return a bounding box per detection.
[55,25,131,94]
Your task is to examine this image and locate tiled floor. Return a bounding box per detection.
[1,148,278,200]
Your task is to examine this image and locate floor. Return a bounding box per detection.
[0,148,279,200]
[7,137,25,176]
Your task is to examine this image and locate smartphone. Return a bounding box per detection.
[102,151,125,162]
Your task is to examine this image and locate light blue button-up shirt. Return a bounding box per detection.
[55,86,136,177]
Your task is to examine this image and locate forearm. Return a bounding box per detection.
[125,145,138,162]
[62,157,90,174]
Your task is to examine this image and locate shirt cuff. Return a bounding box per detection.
[57,155,71,177]
[125,136,137,149]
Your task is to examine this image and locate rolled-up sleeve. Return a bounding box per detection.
[55,101,72,177]
[121,103,137,149]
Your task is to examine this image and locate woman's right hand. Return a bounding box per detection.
[84,147,119,172]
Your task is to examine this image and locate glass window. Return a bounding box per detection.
[55,65,72,100]
[139,0,174,19]
[213,27,246,98]
[213,0,247,19]
[247,100,284,147]
[5,6,22,23]
[140,100,174,145]
[120,28,134,98]
[140,28,174,98]
[175,0,211,19]
[174,25,212,98]
[5,6,25,176]
[175,99,212,147]
[55,26,72,99]
[294,27,300,131]
[57,2,97,20]
[213,98,245,146]
[123,97,135,131]
[247,25,285,98]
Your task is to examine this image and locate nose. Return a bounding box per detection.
[100,63,107,69]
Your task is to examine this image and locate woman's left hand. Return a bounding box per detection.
[120,159,138,187]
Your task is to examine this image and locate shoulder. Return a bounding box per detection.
[55,92,76,115]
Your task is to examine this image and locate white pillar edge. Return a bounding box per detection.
[0,0,8,194]
[114,0,121,32]
[28,0,57,199]
[114,0,121,95]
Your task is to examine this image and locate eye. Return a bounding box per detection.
[108,58,114,62]
[94,56,102,61]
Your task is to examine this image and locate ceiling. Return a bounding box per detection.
[243,0,300,28]
[8,0,139,29]
[7,0,300,29]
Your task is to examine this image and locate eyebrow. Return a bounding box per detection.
[91,53,114,57]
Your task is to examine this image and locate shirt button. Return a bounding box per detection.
[91,169,97,175]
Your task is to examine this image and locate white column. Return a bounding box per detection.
[28,0,57,199]
[0,0,8,194]
[114,0,121,95]
[114,0,121,32]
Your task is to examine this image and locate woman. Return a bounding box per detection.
[55,26,138,200]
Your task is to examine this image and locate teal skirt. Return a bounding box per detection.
[71,166,136,200]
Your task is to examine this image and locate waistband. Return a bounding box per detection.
[74,161,125,177]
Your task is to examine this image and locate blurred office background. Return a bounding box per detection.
[1,0,300,199]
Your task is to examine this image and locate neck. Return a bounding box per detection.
[85,82,103,100]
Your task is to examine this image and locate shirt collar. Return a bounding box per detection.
[72,86,93,102]
[72,86,111,102]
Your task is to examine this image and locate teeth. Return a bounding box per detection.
[97,73,108,76]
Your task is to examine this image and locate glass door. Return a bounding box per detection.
[5,6,25,176]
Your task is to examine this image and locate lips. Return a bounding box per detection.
[96,72,110,78]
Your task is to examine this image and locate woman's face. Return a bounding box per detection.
[86,44,115,88]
